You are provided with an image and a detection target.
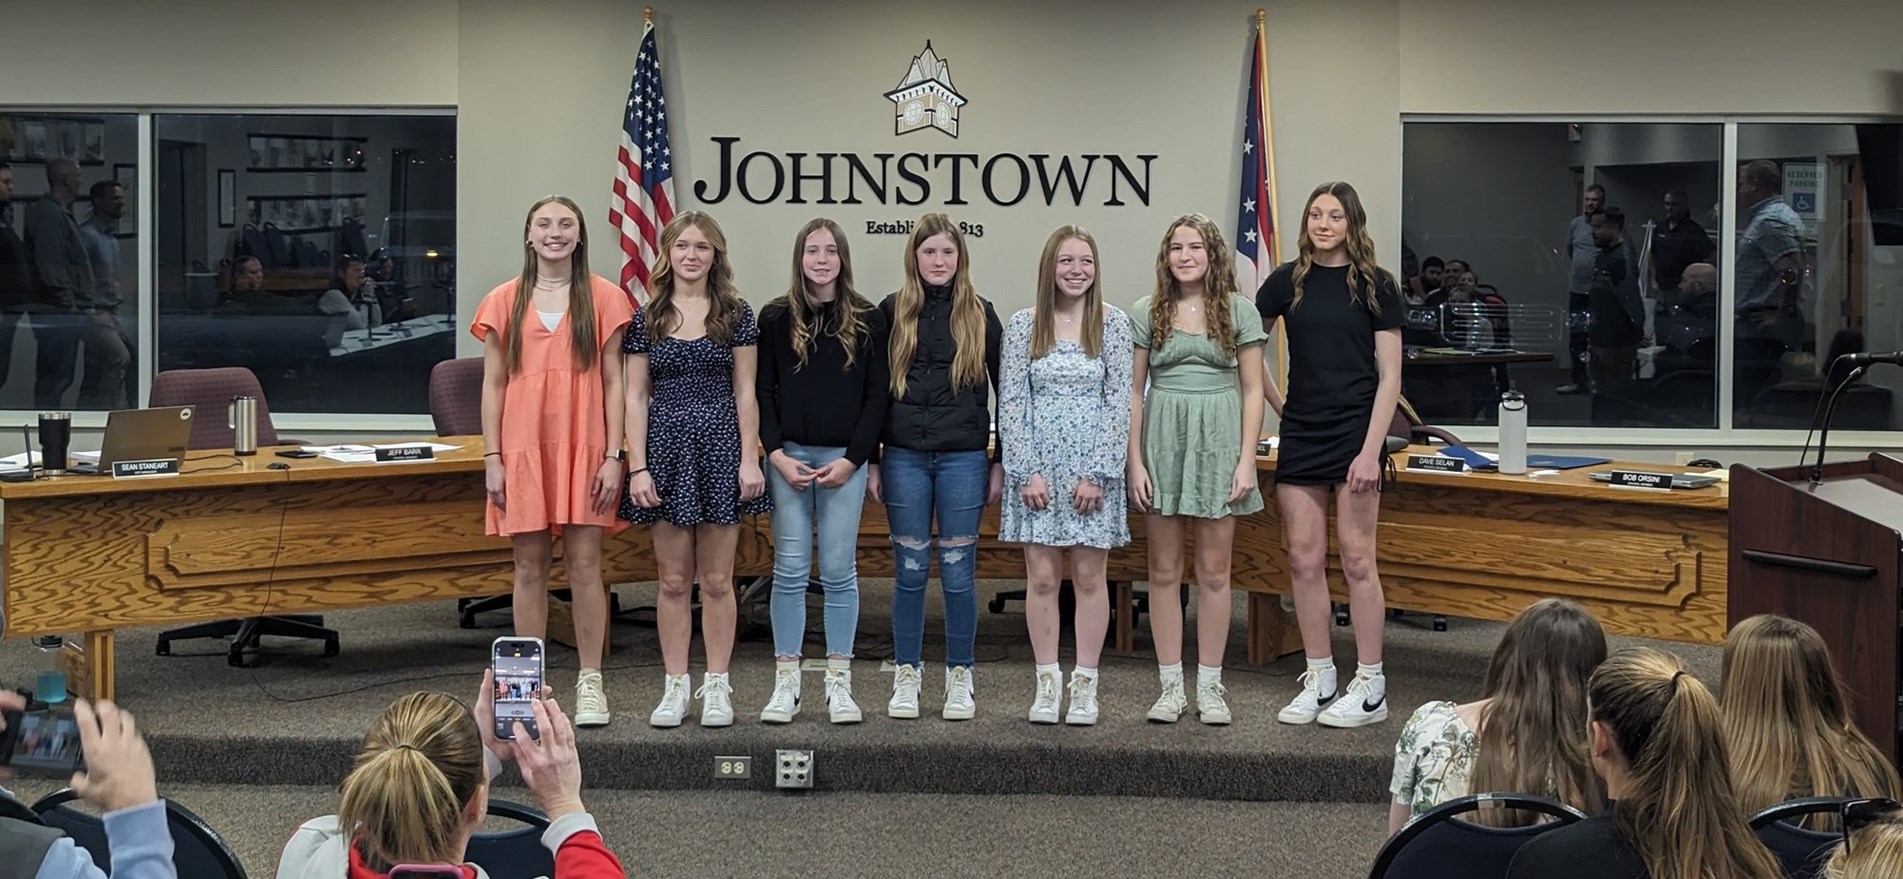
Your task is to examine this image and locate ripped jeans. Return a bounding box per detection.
[880,446,988,669]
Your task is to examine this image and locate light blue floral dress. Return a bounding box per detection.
[997,305,1133,549]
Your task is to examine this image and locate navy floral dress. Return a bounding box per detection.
[620,300,772,527]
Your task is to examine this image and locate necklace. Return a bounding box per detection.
[534,276,568,290]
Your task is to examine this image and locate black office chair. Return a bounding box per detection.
[0,790,43,825]
[32,788,247,879]
[1368,793,1587,879]
[1749,796,1847,879]
[466,799,556,879]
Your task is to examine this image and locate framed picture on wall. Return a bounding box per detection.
[217,169,236,227]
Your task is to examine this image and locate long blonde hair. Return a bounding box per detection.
[1590,648,1784,879]
[508,196,599,374]
[1722,614,1903,820]
[1291,180,1392,314]
[773,217,874,371]
[1031,225,1103,360]
[1827,808,1903,879]
[888,213,986,396]
[1148,213,1240,361]
[646,211,745,346]
[1469,599,1608,826]
[337,692,486,872]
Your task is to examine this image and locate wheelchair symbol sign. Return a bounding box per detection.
[1792,192,1816,213]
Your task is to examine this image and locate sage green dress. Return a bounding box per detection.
[1131,294,1268,519]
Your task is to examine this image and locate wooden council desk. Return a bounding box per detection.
[0,440,1727,701]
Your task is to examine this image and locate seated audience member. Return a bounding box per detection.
[277,672,624,879]
[1505,648,1782,879]
[1826,801,1903,879]
[0,689,178,879]
[366,250,418,321]
[1388,599,1607,833]
[220,255,267,307]
[1722,614,1903,825]
[1413,256,1445,303]
[316,254,380,331]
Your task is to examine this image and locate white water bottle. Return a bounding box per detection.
[1498,390,1528,475]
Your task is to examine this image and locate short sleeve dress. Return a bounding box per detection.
[997,305,1133,549]
[1256,263,1406,486]
[1131,294,1268,519]
[470,275,634,537]
[1389,700,1479,818]
[619,300,773,527]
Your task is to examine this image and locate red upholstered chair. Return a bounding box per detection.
[147,367,338,666]
[428,358,484,437]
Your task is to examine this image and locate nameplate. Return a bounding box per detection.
[111,458,181,479]
[1405,454,1466,473]
[1607,470,1673,490]
[375,446,435,463]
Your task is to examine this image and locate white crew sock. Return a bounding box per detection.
[1035,662,1061,680]
[1072,665,1098,681]
[1197,664,1223,687]
[1307,657,1338,697]
[1158,661,1183,682]
[827,656,852,673]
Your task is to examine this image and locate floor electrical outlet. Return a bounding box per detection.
[713,756,752,780]
[775,749,815,789]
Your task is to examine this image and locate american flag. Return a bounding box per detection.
[1234,19,1278,295]
[608,21,676,306]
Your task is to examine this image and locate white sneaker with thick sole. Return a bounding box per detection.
[648,674,690,728]
[1197,678,1233,725]
[888,664,923,719]
[1317,673,1389,728]
[1065,672,1100,726]
[943,666,976,720]
[1147,676,1187,723]
[825,669,863,724]
[698,674,735,728]
[574,670,610,727]
[760,667,801,724]
[1027,670,1062,724]
[1276,668,1338,725]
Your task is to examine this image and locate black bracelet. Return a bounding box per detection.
[483,452,501,458]
[629,466,649,476]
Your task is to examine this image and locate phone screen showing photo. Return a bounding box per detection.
[491,638,543,740]
[2,706,85,776]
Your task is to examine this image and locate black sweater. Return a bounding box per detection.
[755,297,891,467]
[877,285,1003,457]
[1505,814,1647,879]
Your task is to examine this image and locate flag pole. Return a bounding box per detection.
[1256,9,1281,268]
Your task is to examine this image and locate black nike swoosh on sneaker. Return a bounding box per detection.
[1362,695,1386,712]
[1317,691,1337,706]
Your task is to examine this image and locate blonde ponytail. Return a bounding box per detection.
[337,692,486,871]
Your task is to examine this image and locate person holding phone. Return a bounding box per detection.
[473,196,633,729]
[756,218,890,725]
[0,691,178,879]
[277,672,625,879]
[621,211,771,729]
[1127,214,1267,726]
[997,225,1131,726]
[871,213,1004,722]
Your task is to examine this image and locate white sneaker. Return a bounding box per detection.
[888,664,922,719]
[760,667,801,724]
[1147,675,1187,723]
[1065,671,1100,726]
[1027,670,1062,724]
[1276,668,1338,725]
[825,669,862,724]
[943,666,976,720]
[1317,672,1389,728]
[648,673,690,728]
[574,670,610,727]
[1197,678,1233,725]
[697,674,735,727]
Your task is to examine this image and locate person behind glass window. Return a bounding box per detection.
[755,218,889,726]
[1558,183,1605,395]
[869,213,1004,723]
[1588,207,1645,426]
[22,156,95,409]
[1411,255,1445,305]
[1129,213,1267,726]
[223,254,266,306]
[998,225,1132,727]
[0,162,30,396]
[1733,159,1807,406]
[319,253,380,331]
[74,180,131,409]
[1651,187,1715,297]
[1504,648,1783,879]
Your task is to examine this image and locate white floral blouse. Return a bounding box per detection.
[1389,700,1480,817]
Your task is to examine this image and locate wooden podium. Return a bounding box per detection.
[1730,455,1903,765]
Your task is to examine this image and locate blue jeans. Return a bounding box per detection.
[881,446,987,669]
[766,442,869,658]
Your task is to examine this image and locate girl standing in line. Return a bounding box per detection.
[869,213,1003,722]
[1127,213,1267,726]
[621,211,770,729]
[756,218,890,725]
[473,195,631,728]
[1259,181,1406,730]
[998,225,1131,726]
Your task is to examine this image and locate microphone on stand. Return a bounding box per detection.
[1839,350,1903,366]
[1805,353,1883,487]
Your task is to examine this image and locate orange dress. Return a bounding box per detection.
[471,275,635,537]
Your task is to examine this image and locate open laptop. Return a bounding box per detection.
[70,406,195,474]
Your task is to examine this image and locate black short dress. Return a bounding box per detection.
[1256,262,1406,486]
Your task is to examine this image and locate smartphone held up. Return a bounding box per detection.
[491,636,544,741]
